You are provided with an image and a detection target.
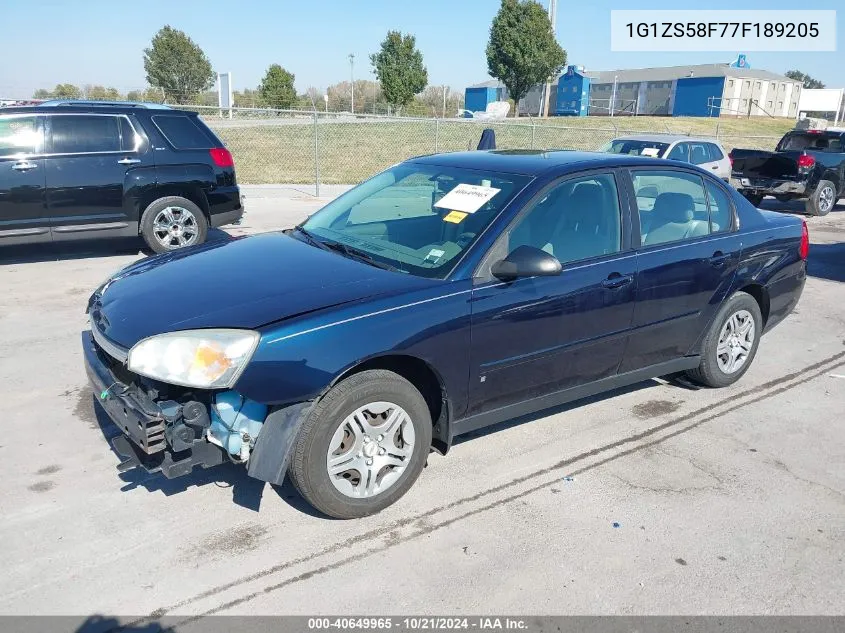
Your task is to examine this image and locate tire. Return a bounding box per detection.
[805,180,836,217]
[288,369,433,519]
[685,291,763,388]
[742,192,764,207]
[140,196,208,254]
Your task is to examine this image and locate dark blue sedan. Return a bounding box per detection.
[83,150,808,518]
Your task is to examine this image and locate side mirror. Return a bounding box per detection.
[491,245,562,281]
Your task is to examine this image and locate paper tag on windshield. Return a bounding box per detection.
[434,184,501,214]
[443,210,468,224]
[424,248,445,264]
[641,147,660,157]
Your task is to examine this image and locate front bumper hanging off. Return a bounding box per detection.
[82,330,313,486]
[82,331,225,478]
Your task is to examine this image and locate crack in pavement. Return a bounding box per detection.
[122,350,845,628]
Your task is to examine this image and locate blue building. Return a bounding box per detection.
[555,66,590,116]
[463,81,507,117]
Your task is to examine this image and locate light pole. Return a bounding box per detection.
[610,75,618,117]
[348,53,355,113]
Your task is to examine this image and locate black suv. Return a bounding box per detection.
[0,101,243,252]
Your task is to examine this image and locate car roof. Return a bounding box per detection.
[612,134,721,144]
[409,149,681,176]
[0,101,183,115]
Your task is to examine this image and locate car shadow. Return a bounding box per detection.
[453,379,663,445]
[759,196,845,217]
[90,395,325,517]
[0,229,233,265]
[806,242,845,283]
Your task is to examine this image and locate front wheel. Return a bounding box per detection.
[805,180,836,216]
[288,369,432,519]
[685,291,762,388]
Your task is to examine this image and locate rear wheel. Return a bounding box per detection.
[140,196,208,253]
[685,291,762,388]
[805,180,836,216]
[742,192,764,207]
[288,369,432,519]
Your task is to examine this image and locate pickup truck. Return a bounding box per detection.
[729,128,845,216]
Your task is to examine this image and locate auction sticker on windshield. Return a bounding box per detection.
[434,184,501,213]
[641,147,660,157]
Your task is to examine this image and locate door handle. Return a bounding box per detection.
[711,165,719,170]
[117,158,141,165]
[11,161,37,171]
[601,273,633,289]
[709,251,730,268]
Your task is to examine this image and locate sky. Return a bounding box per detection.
[0,0,842,98]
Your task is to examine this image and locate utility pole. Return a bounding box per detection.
[442,85,449,118]
[348,53,355,113]
[541,0,558,117]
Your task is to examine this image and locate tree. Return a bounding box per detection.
[32,88,52,99]
[53,83,82,98]
[486,0,566,116]
[143,25,215,104]
[84,85,123,101]
[370,31,428,110]
[259,64,297,109]
[126,90,143,102]
[785,70,825,89]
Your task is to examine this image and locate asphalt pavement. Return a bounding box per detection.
[0,187,843,620]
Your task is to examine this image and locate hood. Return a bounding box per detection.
[89,232,435,348]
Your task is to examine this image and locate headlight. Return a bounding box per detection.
[128,329,260,389]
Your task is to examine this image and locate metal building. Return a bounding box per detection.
[465,59,804,118]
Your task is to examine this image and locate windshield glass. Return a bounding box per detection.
[300,163,532,278]
[600,139,670,158]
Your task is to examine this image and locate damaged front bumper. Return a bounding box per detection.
[82,331,226,478]
[82,330,311,485]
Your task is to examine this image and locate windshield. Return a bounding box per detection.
[600,139,670,158]
[299,163,532,278]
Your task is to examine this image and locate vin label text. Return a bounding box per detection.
[610,10,836,52]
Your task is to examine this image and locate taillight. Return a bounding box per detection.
[797,154,815,169]
[209,147,234,168]
[799,220,809,260]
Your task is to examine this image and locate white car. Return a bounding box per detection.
[600,135,732,181]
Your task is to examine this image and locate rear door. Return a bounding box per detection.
[0,114,49,244]
[44,113,151,238]
[620,168,741,372]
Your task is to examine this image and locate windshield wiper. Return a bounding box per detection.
[291,225,332,252]
[321,240,400,272]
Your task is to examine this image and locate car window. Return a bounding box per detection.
[666,143,688,162]
[508,173,622,265]
[119,117,140,151]
[632,170,710,246]
[705,181,733,233]
[50,115,122,153]
[0,116,40,157]
[778,132,840,152]
[707,143,725,161]
[599,139,669,158]
[688,143,710,165]
[152,115,215,149]
[302,164,531,279]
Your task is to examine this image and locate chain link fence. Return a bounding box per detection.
[191,106,788,190]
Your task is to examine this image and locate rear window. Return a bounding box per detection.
[152,115,216,149]
[778,132,842,152]
[707,143,724,161]
[600,139,669,158]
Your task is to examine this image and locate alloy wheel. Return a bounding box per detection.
[152,206,199,249]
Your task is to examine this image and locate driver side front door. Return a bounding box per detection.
[461,170,638,426]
